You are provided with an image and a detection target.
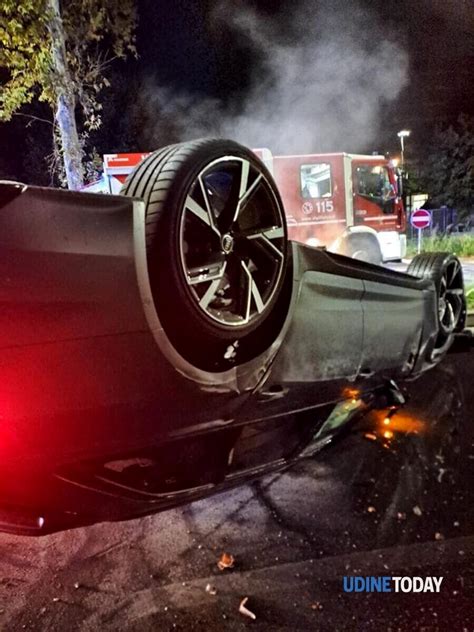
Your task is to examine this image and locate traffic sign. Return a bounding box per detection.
[411,209,431,230]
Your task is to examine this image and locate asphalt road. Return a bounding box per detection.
[0,348,473,630]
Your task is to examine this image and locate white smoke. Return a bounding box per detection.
[136,0,409,154]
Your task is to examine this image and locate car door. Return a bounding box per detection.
[360,278,426,377]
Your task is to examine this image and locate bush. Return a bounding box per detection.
[406,235,474,257]
[467,286,474,311]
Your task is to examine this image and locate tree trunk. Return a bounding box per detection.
[47,0,83,190]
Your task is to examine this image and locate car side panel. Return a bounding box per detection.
[360,280,427,377]
[269,270,364,383]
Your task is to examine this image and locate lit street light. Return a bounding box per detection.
[397,130,411,219]
[397,129,411,170]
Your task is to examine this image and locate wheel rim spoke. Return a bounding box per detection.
[442,301,455,333]
[241,261,253,323]
[438,264,464,337]
[198,175,220,235]
[216,182,241,233]
[187,260,227,286]
[446,291,463,320]
[199,278,223,310]
[241,260,265,319]
[226,253,247,321]
[185,194,221,238]
[449,260,460,285]
[239,159,250,199]
[233,172,263,223]
[246,226,285,259]
[439,276,447,299]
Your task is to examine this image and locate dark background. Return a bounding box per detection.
[1,0,473,184]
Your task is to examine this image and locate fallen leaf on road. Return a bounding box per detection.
[239,597,256,620]
[218,553,235,571]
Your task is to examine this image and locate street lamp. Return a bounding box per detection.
[397,129,411,170]
[397,129,411,223]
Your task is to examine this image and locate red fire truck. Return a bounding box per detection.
[92,148,406,262]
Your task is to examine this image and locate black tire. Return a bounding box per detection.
[407,252,466,359]
[121,139,289,371]
[342,233,383,265]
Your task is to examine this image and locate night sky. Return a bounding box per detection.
[134,0,474,149]
[1,0,473,183]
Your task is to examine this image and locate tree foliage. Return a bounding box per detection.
[422,114,474,216]
[0,1,51,118]
[0,0,136,187]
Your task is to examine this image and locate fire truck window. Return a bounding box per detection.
[301,163,332,198]
[355,165,394,200]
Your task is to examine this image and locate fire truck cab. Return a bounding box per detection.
[257,149,406,263]
[97,148,406,263]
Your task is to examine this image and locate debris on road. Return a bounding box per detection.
[239,597,256,620]
[205,583,217,595]
[413,505,423,516]
[217,552,235,571]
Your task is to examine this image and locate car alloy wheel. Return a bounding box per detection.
[437,258,464,337]
[178,156,286,329]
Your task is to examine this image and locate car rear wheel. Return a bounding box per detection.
[122,139,289,371]
[407,252,466,360]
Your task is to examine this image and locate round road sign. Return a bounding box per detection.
[411,209,431,230]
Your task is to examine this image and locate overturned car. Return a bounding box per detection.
[0,139,467,535]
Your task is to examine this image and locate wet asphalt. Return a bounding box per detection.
[0,345,472,630]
